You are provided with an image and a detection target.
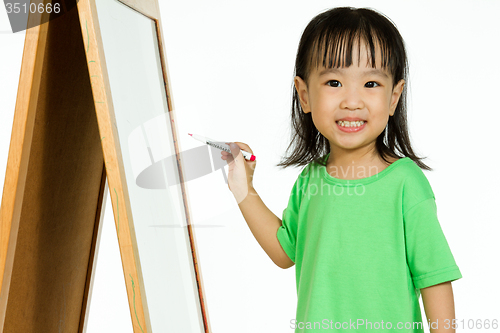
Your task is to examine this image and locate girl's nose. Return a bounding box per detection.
[339,87,364,110]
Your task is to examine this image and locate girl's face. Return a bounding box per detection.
[294,41,405,160]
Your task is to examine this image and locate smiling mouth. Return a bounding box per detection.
[336,120,366,128]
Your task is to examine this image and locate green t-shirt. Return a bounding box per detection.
[277,154,462,332]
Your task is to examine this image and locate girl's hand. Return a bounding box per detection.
[221,142,256,204]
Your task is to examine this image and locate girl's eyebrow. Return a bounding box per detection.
[319,68,389,79]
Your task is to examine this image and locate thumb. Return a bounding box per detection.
[227,142,243,163]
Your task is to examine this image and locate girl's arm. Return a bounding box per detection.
[420,281,456,333]
[222,142,294,269]
[238,186,294,269]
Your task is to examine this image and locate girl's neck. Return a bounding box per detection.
[326,146,399,180]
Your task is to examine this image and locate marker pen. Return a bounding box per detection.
[188,133,256,161]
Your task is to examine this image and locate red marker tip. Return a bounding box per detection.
[188,133,192,136]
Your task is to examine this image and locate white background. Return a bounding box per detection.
[1,1,499,332]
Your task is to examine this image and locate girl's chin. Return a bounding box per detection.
[329,137,371,151]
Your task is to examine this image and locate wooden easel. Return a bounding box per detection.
[0,0,210,332]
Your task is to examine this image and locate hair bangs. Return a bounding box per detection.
[308,23,396,84]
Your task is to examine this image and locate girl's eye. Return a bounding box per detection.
[365,81,380,88]
[327,80,342,87]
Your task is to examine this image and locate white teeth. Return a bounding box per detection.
[337,120,365,127]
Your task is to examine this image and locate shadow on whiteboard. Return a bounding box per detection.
[128,112,229,189]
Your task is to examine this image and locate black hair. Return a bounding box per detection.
[276,7,431,171]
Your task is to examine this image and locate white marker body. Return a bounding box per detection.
[190,134,255,161]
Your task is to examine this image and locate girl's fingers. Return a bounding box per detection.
[222,142,255,165]
[227,143,242,160]
[232,142,254,155]
[225,142,255,161]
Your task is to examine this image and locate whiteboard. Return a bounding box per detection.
[95,0,204,331]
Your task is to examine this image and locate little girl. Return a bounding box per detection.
[221,7,462,333]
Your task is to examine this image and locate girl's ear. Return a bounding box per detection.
[389,79,405,116]
[294,76,311,114]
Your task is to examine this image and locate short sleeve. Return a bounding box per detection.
[277,206,297,263]
[404,197,462,289]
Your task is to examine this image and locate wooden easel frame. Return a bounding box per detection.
[0,0,211,332]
